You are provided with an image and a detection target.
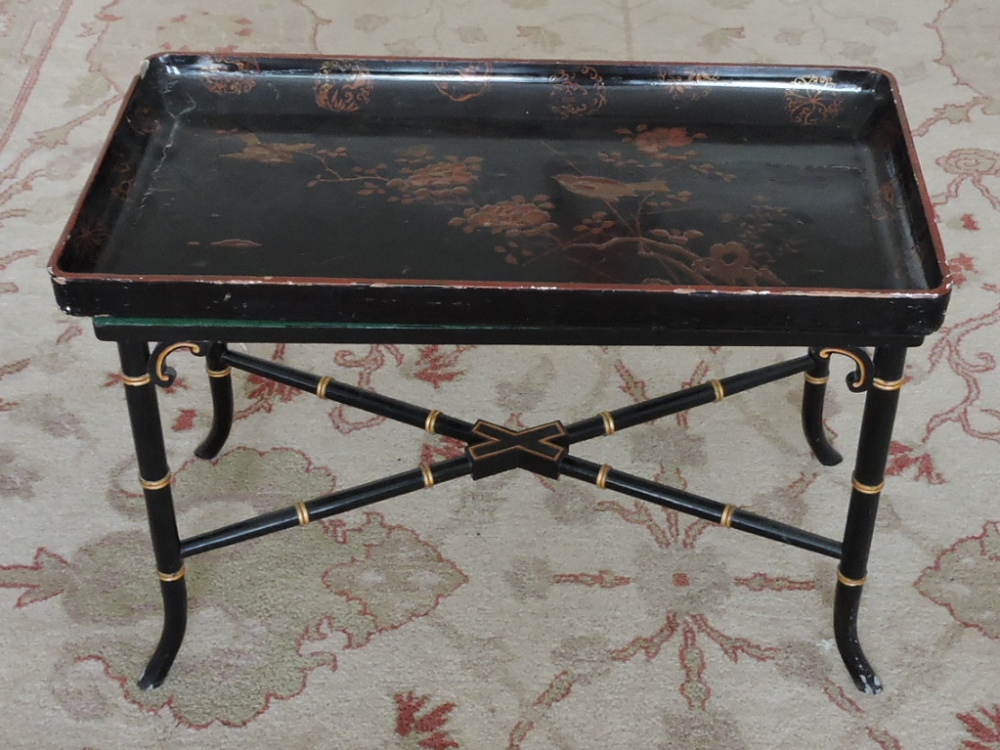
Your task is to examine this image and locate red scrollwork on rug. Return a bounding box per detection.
[394,691,460,749]
[0,451,467,728]
[915,521,1000,640]
[932,148,1000,210]
[957,704,1000,749]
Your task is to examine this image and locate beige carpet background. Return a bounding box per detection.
[2,1,999,748]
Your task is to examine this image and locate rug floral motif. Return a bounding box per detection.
[1,447,467,727]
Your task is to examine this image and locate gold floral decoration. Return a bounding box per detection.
[658,69,719,100]
[549,66,607,118]
[433,61,493,102]
[784,75,844,125]
[692,242,783,286]
[314,60,375,113]
[449,195,558,237]
[201,57,260,96]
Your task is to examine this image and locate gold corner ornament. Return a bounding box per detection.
[816,347,873,392]
[148,340,215,387]
[153,341,206,385]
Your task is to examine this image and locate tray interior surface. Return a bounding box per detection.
[56,56,943,297]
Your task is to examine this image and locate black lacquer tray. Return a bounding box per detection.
[49,54,949,345]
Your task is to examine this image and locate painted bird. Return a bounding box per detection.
[553,173,670,202]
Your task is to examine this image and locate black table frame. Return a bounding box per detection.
[102,317,909,696]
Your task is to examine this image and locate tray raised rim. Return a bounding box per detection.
[47,53,953,308]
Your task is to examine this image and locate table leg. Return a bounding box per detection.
[801,349,842,466]
[834,344,906,694]
[118,341,187,689]
[194,343,233,460]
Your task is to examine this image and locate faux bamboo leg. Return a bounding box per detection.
[194,343,234,460]
[801,350,842,466]
[118,341,188,690]
[834,344,906,694]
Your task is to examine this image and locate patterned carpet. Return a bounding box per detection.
[2,1,999,748]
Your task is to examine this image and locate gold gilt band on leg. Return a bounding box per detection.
[424,410,441,435]
[122,373,152,387]
[851,476,885,495]
[295,501,311,526]
[711,379,726,402]
[595,464,611,490]
[140,472,172,491]
[872,377,905,392]
[719,504,736,528]
[837,568,867,587]
[207,366,232,378]
[157,566,186,582]
[600,411,616,436]
[316,376,332,399]
[803,372,829,386]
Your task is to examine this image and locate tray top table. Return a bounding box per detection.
[49,54,950,695]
